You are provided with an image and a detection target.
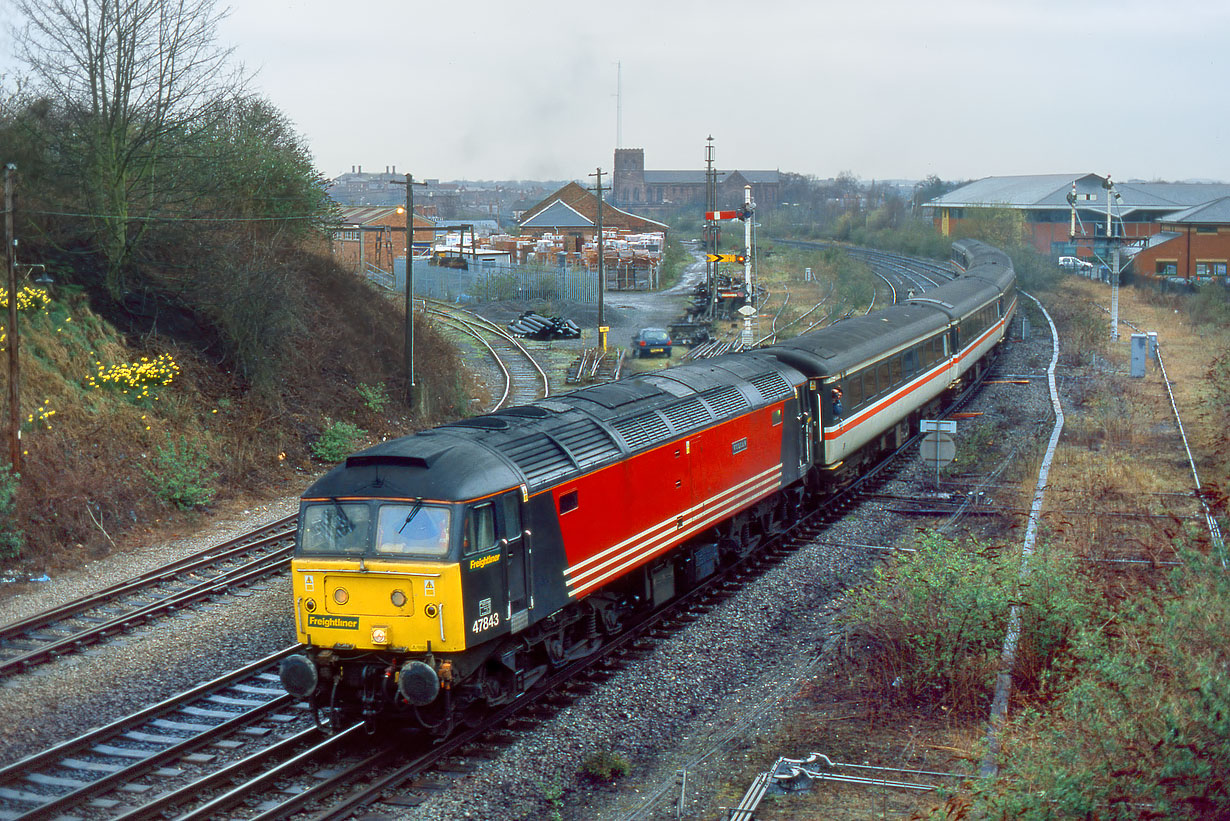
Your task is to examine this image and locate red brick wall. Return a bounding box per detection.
[1133,226,1230,282]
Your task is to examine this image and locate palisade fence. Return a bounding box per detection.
[383,256,599,305]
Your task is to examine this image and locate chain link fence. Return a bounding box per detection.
[389,256,599,304]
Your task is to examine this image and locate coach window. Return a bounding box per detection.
[876,362,891,396]
[903,346,919,376]
[889,356,903,386]
[463,503,497,556]
[844,373,864,409]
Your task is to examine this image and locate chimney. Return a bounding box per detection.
[358,165,362,174]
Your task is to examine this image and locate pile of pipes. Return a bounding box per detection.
[507,311,582,340]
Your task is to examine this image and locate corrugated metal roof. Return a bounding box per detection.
[335,205,405,224]
[1159,196,1230,224]
[930,174,1230,215]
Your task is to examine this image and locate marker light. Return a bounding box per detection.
[371,626,389,644]
[333,587,349,605]
[391,590,407,607]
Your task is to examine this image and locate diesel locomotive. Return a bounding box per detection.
[279,239,1017,732]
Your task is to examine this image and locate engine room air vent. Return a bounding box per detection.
[701,386,749,418]
[443,416,511,430]
[750,372,793,402]
[661,398,711,433]
[497,433,573,487]
[613,413,672,451]
[550,420,620,468]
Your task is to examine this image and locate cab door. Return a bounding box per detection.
[499,491,532,633]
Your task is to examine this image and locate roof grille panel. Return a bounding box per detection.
[750,372,793,402]
[613,413,672,451]
[497,433,573,486]
[701,386,748,418]
[661,399,711,432]
[551,420,620,469]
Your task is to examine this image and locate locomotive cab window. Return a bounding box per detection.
[463,503,497,556]
[375,502,452,558]
[558,489,579,514]
[298,501,371,555]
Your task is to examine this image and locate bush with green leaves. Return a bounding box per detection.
[143,435,218,510]
[312,418,365,463]
[356,382,387,413]
[972,550,1230,818]
[0,465,25,559]
[839,533,1093,712]
[581,750,631,782]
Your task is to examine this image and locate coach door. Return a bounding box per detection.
[499,491,532,633]
[797,383,815,469]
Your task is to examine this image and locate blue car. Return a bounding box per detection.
[631,328,672,358]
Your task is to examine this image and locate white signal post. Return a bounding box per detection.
[743,185,754,305]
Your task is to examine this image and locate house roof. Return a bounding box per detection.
[335,206,403,225]
[519,200,593,229]
[519,181,668,231]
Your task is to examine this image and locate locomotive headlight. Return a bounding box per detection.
[424,603,439,618]
[333,587,349,605]
[304,598,317,612]
[371,626,389,645]
[390,590,407,608]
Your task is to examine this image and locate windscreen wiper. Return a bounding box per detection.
[398,498,425,534]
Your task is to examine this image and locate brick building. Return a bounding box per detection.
[611,148,780,211]
[926,174,1230,283]
[518,182,668,243]
[331,206,437,274]
[1131,197,1230,284]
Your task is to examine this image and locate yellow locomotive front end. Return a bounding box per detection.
[280,497,472,723]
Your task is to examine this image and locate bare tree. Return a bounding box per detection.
[10,0,245,298]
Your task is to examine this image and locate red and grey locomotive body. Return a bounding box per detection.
[280,240,1017,731]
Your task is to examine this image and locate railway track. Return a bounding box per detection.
[0,515,296,679]
[424,300,550,411]
[0,336,1011,820]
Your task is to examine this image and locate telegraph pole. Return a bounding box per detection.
[4,164,19,471]
[590,167,608,349]
[392,173,427,406]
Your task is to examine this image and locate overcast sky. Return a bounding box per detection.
[3,0,1227,183]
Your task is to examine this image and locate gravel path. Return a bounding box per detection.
[0,262,1057,821]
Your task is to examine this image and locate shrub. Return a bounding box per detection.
[312,418,365,462]
[581,750,631,782]
[356,382,387,413]
[839,534,1093,712]
[972,550,1230,818]
[143,435,218,510]
[0,465,24,559]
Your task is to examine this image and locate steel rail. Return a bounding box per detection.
[0,546,293,677]
[0,515,295,644]
[0,646,303,818]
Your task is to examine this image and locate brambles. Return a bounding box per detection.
[356,382,388,413]
[838,534,1093,713]
[142,435,218,511]
[311,419,366,463]
[0,465,24,559]
[581,750,631,782]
